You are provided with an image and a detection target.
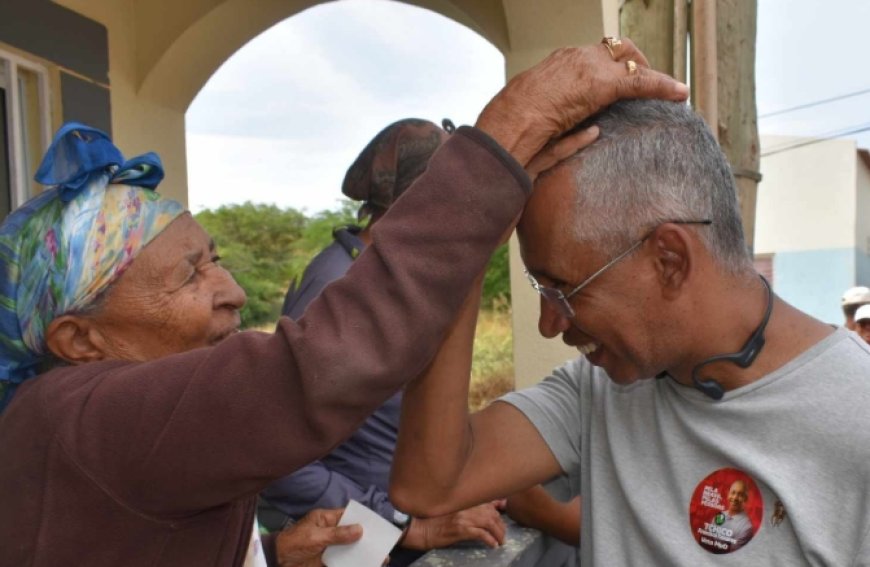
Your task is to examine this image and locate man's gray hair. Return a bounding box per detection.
[565,99,753,275]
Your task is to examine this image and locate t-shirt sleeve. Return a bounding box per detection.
[498,358,586,478]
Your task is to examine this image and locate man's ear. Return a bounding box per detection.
[650,224,693,298]
[44,315,109,365]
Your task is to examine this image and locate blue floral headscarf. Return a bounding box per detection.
[0,123,185,411]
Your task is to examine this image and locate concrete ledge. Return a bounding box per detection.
[410,518,577,567]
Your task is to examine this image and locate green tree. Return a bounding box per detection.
[288,200,359,275]
[482,244,511,310]
[195,199,511,328]
[195,202,307,328]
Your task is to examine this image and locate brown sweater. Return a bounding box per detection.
[0,127,529,567]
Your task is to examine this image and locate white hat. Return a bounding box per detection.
[842,286,870,306]
[855,304,870,323]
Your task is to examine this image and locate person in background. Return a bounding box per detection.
[841,285,870,330]
[262,119,506,566]
[854,304,870,344]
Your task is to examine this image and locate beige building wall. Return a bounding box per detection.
[856,151,870,260]
[507,2,620,389]
[755,135,858,255]
[54,0,190,205]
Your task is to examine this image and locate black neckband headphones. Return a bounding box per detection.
[658,275,773,400]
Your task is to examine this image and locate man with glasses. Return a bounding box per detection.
[391,99,870,565]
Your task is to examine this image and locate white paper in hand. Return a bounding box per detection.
[322,500,403,567]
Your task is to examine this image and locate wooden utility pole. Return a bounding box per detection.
[715,0,761,251]
[692,0,718,140]
[620,0,675,75]
[620,0,761,251]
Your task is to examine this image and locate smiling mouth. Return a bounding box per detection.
[577,342,601,356]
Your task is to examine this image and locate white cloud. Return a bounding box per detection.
[186,0,505,213]
[185,133,357,214]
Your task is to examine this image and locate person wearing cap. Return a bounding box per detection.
[0,41,689,566]
[854,304,870,344]
[841,285,870,330]
[262,119,506,566]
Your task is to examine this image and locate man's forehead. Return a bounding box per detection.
[520,166,577,232]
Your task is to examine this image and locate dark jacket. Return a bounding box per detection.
[265,225,403,524]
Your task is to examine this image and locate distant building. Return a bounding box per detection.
[755,135,870,324]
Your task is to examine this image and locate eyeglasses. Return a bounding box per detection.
[525,220,712,319]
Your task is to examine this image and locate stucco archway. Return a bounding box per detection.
[56,0,617,386]
[137,0,513,113]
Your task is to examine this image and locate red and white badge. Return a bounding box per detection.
[688,468,763,554]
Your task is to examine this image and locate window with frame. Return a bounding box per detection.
[0,49,51,220]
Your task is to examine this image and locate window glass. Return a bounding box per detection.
[0,51,50,220]
[0,61,11,219]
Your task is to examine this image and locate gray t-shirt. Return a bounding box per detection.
[501,328,870,566]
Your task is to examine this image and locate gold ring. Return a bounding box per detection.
[626,60,638,75]
[601,36,622,59]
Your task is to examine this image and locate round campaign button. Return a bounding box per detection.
[688,468,763,554]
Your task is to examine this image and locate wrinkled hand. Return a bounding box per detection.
[274,508,362,567]
[476,38,688,167]
[401,501,507,550]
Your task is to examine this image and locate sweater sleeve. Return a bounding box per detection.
[47,127,531,517]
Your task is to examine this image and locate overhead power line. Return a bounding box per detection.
[760,122,870,157]
[760,86,870,119]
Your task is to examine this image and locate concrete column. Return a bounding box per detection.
[502,0,619,388]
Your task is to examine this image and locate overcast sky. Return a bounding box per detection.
[186,0,870,214]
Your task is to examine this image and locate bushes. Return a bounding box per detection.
[469,308,515,411]
[195,202,356,328]
[196,200,516,408]
[196,200,512,329]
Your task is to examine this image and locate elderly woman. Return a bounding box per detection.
[0,41,687,566]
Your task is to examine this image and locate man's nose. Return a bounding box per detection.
[538,296,570,338]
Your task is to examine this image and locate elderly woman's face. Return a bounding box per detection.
[82,214,246,360]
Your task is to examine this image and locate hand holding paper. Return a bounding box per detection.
[322,500,402,567]
[274,508,362,567]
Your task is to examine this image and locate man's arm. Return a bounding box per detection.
[506,486,580,546]
[390,277,563,517]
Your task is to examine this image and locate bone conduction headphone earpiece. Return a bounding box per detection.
[658,275,773,401]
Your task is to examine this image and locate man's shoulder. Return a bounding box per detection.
[798,327,870,375]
